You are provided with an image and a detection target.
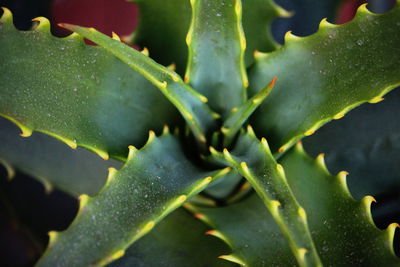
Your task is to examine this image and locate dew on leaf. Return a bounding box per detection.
[356,39,364,46]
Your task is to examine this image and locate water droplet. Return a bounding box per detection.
[73,87,77,92]
[311,51,316,55]
[322,246,329,252]
[216,13,221,17]
[356,39,364,46]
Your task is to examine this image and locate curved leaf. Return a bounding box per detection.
[188,143,399,266]
[0,117,122,197]
[219,128,322,266]
[61,23,218,144]
[0,9,180,160]
[185,0,248,117]
[131,0,288,73]
[37,130,220,266]
[248,3,400,153]
[303,88,400,200]
[109,208,233,267]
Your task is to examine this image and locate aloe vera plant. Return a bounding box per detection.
[1,0,400,266]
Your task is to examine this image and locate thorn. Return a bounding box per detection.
[358,3,370,13]
[261,137,271,152]
[276,164,285,176]
[284,30,299,41]
[220,127,229,134]
[304,129,315,136]
[270,200,281,212]
[218,254,246,265]
[141,47,149,56]
[0,7,12,22]
[147,130,156,144]
[19,127,33,137]
[297,248,308,262]
[162,125,170,135]
[167,63,176,71]
[246,125,256,136]
[319,18,333,28]
[198,95,208,103]
[333,112,345,120]
[111,32,121,41]
[78,194,90,211]
[369,97,384,104]
[298,207,307,222]
[209,146,218,155]
[205,230,217,236]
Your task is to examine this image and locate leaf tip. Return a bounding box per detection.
[218,254,246,265]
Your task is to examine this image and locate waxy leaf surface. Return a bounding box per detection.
[248,3,400,153]
[37,132,216,266]
[191,143,399,266]
[0,118,122,196]
[0,10,180,160]
[110,208,233,267]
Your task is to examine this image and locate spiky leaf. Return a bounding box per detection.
[248,3,400,153]
[131,0,287,72]
[110,208,233,267]
[0,118,122,196]
[189,143,399,266]
[61,23,217,144]
[0,10,180,160]
[37,131,218,266]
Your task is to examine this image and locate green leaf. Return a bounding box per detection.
[204,167,243,200]
[281,142,399,265]
[0,9,180,160]
[185,0,248,117]
[131,0,288,73]
[241,0,290,65]
[248,3,400,153]
[188,143,399,266]
[0,117,122,196]
[221,77,276,146]
[130,0,192,74]
[61,23,218,144]
[109,208,233,267]
[186,194,296,266]
[303,88,400,222]
[303,88,400,200]
[220,128,321,266]
[37,130,220,266]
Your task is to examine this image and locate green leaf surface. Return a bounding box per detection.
[109,208,233,267]
[185,0,248,117]
[204,167,243,200]
[37,130,217,266]
[303,88,400,200]
[189,143,399,266]
[187,194,296,266]
[0,117,122,197]
[62,23,217,144]
[280,142,399,265]
[220,128,321,266]
[0,9,180,160]
[221,77,275,146]
[248,3,400,153]
[131,0,287,73]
